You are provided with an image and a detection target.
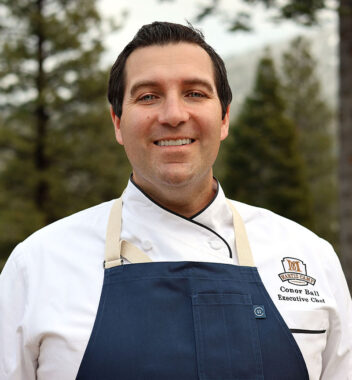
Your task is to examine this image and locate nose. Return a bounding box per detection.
[157,95,189,127]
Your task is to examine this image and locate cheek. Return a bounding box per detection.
[119,122,146,153]
[118,115,140,143]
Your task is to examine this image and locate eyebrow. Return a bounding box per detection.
[183,79,215,94]
[130,81,159,97]
[129,78,215,97]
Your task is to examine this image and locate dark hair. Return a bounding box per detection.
[107,21,232,119]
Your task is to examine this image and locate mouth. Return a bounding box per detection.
[154,138,195,147]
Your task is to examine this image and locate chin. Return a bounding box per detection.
[159,171,195,188]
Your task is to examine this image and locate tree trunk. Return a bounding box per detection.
[338,0,352,291]
[34,0,50,222]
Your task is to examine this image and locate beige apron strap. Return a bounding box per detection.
[226,200,255,267]
[104,197,152,269]
[121,241,153,264]
[104,198,123,268]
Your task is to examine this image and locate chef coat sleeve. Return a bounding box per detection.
[321,242,352,379]
[0,244,38,380]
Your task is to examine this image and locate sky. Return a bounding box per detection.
[98,0,324,64]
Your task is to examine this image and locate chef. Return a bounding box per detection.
[0,21,351,380]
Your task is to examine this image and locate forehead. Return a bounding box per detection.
[124,43,216,91]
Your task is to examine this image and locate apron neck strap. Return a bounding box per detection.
[104,197,255,268]
[226,200,254,267]
[104,197,153,269]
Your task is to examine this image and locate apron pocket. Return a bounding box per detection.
[192,293,263,380]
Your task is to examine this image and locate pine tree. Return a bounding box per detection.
[223,51,313,227]
[0,0,130,259]
[281,36,338,246]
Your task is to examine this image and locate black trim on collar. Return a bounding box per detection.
[190,178,219,219]
[129,176,233,259]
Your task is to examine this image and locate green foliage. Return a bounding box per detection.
[281,36,338,245]
[280,0,326,25]
[223,52,313,227]
[185,0,327,31]
[0,0,130,262]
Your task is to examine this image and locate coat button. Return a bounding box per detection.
[209,239,222,250]
[142,240,153,251]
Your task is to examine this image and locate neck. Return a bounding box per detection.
[131,175,217,218]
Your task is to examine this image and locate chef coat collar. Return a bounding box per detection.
[128,175,220,220]
[123,176,234,259]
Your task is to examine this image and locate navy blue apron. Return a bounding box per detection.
[77,198,308,380]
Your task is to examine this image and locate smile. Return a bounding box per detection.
[155,138,194,147]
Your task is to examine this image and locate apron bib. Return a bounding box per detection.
[77,198,308,380]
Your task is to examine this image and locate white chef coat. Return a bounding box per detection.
[0,179,351,380]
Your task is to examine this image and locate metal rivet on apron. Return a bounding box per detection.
[253,305,266,319]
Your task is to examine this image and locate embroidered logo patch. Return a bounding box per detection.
[278,257,316,286]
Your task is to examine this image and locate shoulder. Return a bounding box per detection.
[228,198,330,250]
[227,198,340,281]
[26,200,114,244]
[6,200,116,273]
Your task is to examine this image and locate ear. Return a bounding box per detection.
[220,105,230,141]
[110,105,124,145]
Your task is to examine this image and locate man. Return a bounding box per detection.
[0,22,351,380]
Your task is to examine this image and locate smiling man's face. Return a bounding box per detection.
[111,42,229,195]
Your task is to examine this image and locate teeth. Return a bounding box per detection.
[157,139,192,146]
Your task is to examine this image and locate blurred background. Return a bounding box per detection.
[0,0,351,290]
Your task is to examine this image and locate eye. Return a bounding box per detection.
[138,94,157,102]
[187,91,205,98]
